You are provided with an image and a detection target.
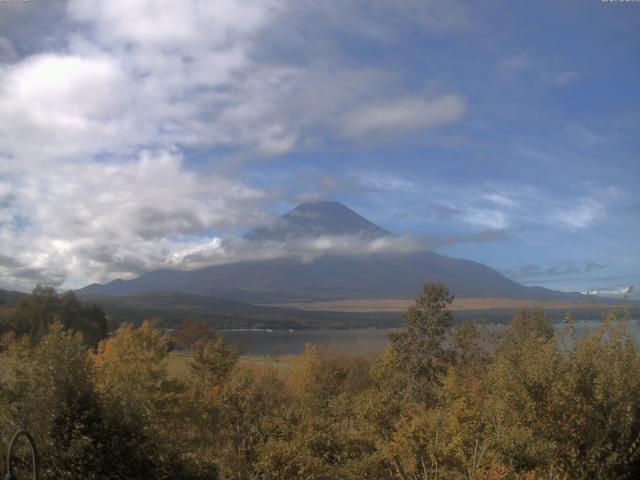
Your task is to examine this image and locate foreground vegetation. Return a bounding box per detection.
[0,283,638,479]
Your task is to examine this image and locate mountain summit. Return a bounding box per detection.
[244,201,389,241]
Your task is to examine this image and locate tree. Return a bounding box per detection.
[175,320,218,351]
[495,307,554,359]
[389,281,455,405]
[0,286,107,346]
[0,323,156,479]
[213,364,289,479]
[93,321,197,479]
[488,308,640,479]
[289,344,371,416]
[93,321,172,412]
[190,336,239,392]
[451,321,488,368]
[258,347,381,479]
[57,291,108,347]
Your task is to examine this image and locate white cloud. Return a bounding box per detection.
[546,187,623,232]
[460,208,508,230]
[348,173,626,235]
[169,233,425,271]
[568,125,605,146]
[447,184,623,233]
[499,54,531,73]
[69,0,275,47]
[554,70,579,85]
[0,0,471,290]
[0,53,131,161]
[482,193,517,208]
[580,287,633,298]
[0,151,268,290]
[550,199,603,231]
[499,55,580,88]
[353,172,419,193]
[343,95,466,139]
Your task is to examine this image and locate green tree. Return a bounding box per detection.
[0,286,107,346]
[389,281,455,405]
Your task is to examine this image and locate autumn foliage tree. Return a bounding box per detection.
[92,321,201,478]
[175,319,218,350]
[0,323,163,479]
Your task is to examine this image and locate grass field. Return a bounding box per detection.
[166,353,296,379]
[0,352,296,382]
[262,297,606,313]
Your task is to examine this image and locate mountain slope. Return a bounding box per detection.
[78,201,581,302]
[0,288,28,305]
[78,250,577,302]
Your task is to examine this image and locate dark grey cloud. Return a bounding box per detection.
[0,37,18,63]
[0,254,21,268]
[502,260,606,281]
[134,208,207,240]
[584,260,605,272]
[0,0,69,60]
[14,267,65,286]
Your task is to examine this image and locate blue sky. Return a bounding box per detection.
[0,0,638,297]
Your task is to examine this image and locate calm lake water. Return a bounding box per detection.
[221,320,640,355]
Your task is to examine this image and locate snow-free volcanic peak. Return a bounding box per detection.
[244,201,390,242]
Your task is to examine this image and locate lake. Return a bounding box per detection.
[220,320,640,355]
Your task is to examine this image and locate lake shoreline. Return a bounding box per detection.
[217,319,640,355]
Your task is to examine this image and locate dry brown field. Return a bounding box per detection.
[262,297,601,313]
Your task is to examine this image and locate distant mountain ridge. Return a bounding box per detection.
[78,201,582,303]
[79,250,579,303]
[0,288,27,305]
